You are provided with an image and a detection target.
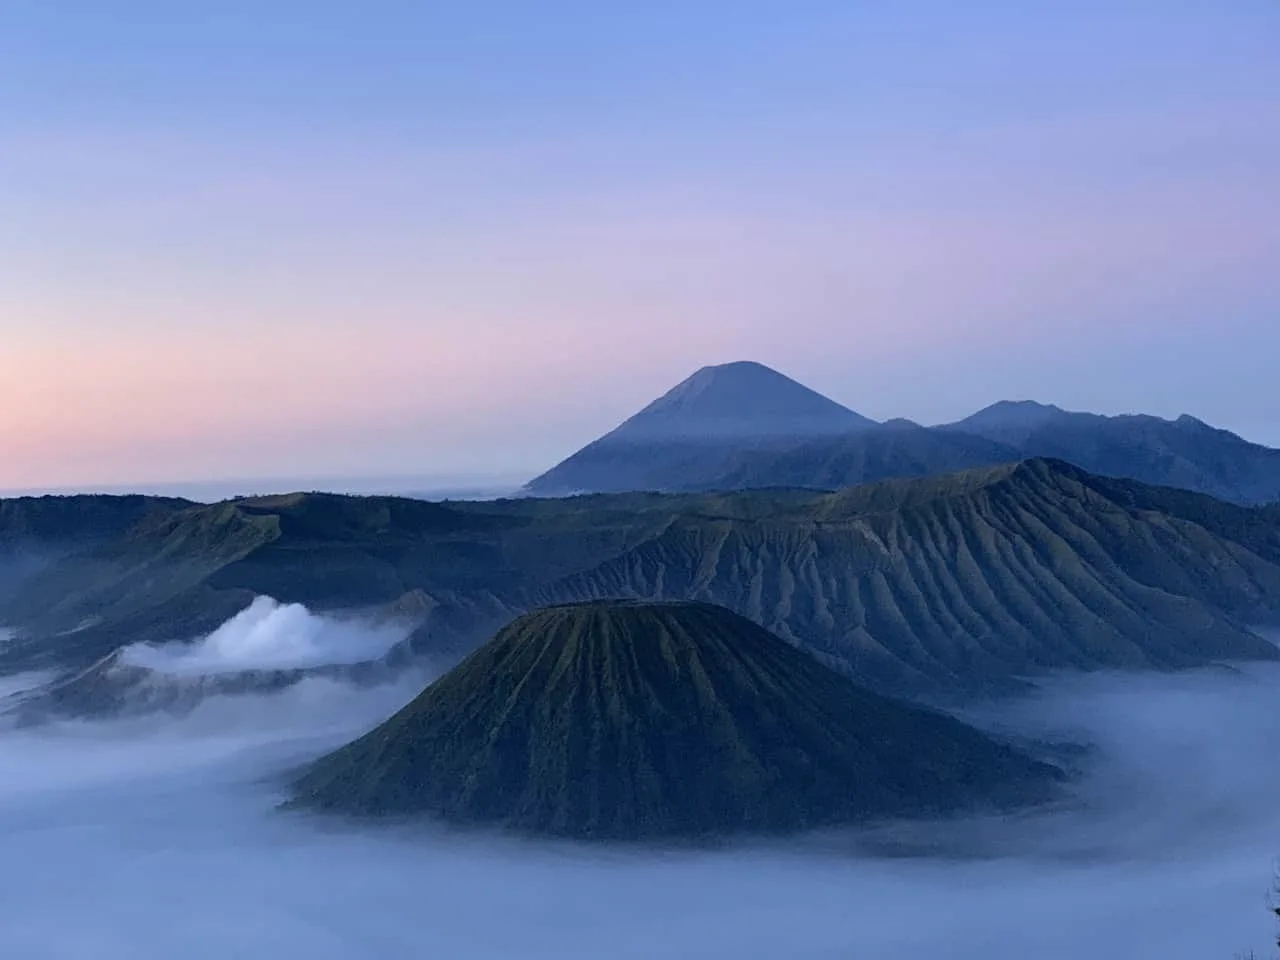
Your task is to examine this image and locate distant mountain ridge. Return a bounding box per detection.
[0,493,191,545]
[0,493,192,604]
[944,401,1280,505]
[525,361,877,495]
[5,459,1279,707]
[525,363,1280,505]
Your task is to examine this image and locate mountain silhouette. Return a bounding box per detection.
[524,363,1280,504]
[525,361,875,495]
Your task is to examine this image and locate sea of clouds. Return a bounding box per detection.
[0,607,1278,958]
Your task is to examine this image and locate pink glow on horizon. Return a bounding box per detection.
[3,104,1277,488]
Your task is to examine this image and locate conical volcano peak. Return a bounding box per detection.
[523,361,878,494]
[609,361,876,442]
[288,600,1060,840]
[953,399,1067,430]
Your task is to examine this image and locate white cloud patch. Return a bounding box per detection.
[117,596,410,675]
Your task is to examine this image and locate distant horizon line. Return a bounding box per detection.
[0,471,531,503]
[3,367,1276,496]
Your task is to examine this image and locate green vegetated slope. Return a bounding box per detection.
[0,486,818,673]
[0,500,278,669]
[0,494,192,606]
[4,460,1279,694]
[0,492,524,672]
[288,601,1060,840]
[0,493,191,545]
[532,460,1280,693]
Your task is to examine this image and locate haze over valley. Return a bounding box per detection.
[3,632,1280,957]
[4,3,1279,957]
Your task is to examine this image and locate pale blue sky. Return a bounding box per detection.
[1,2,1277,488]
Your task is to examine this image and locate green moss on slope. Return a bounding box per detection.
[0,494,190,545]
[288,601,1060,840]
[7,461,1280,692]
[534,460,1280,694]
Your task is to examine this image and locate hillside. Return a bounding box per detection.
[4,461,1279,698]
[287,601,1061,840]
[946,403,1280,505]
[8,643,406,722]
[0,493,191,544]
[0,492,522,673]
[708,420,1019,492]
[525,361,876,495]
[0,493,191,603]
[0,500,279,671]
[533,460,1280,693]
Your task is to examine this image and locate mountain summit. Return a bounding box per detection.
[287,600,1059,840]
[526,362,1280,503]
[609,361,874,442]
[524,361,874,495]
[946,400,1069,444]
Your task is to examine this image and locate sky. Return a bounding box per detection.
[1,1,1277,491]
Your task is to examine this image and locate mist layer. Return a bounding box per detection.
[0,653,1277,957]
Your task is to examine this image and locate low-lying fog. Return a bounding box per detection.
[1,609,1278,958]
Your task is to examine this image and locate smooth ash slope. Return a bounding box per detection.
[289,601,1059,840]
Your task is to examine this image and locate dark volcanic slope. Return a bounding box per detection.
[0,493,191,544]
[0,493,191,603]
[7,461,1280,696]
[0,492,520,673]
[289,601,1059,840]
[525,361,876,495]
[709,420,1019,492]
[534,460,1280,694]
[947,403,1280,506]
